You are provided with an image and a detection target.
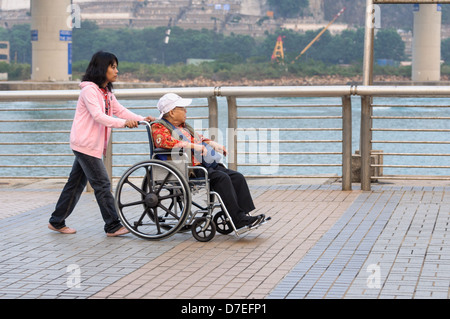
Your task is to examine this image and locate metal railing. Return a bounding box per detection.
[356,86,450,190]
[218,87,352,191]
[370,101,450,179]
[0,85,449,191]
[0,87,219,181]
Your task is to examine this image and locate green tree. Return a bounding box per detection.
[320,28,364,64]
[0,24,32,64]
[374,29,405,61]
[72,20,99,61]
[441,38,450,64]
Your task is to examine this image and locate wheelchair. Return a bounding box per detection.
[114,121,269,242]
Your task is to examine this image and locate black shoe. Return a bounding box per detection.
[250,214,265,228]
[235,215,258,229]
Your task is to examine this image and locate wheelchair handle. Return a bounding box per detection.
[139,121,154,156]
[138,120,152,128]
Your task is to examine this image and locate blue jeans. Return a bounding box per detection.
[49,150,122,233]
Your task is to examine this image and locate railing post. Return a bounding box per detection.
[360,95,372,191]
[361,0,375,191]
[363,0,375,87]
[342,95,352,191]
[227,96,238,171]
[208,96,219,142]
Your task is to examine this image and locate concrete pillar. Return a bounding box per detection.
[240,0,266,16]
[412,4,441,82]
[31,0,72,81]
[309,0,324,22]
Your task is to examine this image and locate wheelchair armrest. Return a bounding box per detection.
[153,148,175,154]
[153,147,186,156]
[152,148,192,165]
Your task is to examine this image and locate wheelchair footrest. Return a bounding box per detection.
[249,216,271,229]
[234,216,271,236]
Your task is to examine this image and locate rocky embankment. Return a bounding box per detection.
[3,74,447,91]
[156,74,422,87]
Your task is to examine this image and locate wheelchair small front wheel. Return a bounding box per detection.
[191,217,216,242]
[213,211,233,235]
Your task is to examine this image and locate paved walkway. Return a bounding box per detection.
[0,178,448,300]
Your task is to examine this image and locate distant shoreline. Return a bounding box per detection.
[1,74,449,91]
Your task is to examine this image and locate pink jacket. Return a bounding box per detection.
[70,81,144,158]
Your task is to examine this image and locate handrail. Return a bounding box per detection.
[0,87,217,102]
[216,86,353,97]
[355,85,450,97]
[2,85,450,101]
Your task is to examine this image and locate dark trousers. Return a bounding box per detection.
[201,165,255,222]
[49,150,122,233]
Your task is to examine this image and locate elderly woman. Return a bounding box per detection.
[151,93,264,229]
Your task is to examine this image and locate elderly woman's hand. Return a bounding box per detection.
[208,141,227,156]
[192,143,207,156]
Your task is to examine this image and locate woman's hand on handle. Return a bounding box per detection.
[124,119,139,128]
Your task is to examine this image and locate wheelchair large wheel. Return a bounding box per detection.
[115,160,191,240]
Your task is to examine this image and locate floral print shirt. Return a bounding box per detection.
[151,122,210,166]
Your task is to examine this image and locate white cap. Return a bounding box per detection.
[157,93,192,119]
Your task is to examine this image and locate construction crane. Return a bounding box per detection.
[291,7,346,63]
[271,35,285,63]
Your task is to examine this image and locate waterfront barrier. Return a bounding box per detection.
[0,85,449,191]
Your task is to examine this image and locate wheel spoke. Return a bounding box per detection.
[155,171,172,195]
[152,207,163,234]
[133,207,151,230]
[159,192,183,201]
[144,166,155,192]
[120,200,145,208]
[158,203,182,220]
[125,177,147,196]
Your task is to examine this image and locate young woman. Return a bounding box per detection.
[48,51,155,237]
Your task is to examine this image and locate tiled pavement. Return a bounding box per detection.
[0,178,448,300]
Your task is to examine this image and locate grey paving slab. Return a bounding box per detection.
[0,179,448,299]
[0,194,186,299]
[268,186,450,299]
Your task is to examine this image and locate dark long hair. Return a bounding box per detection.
[82,51,118,91]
